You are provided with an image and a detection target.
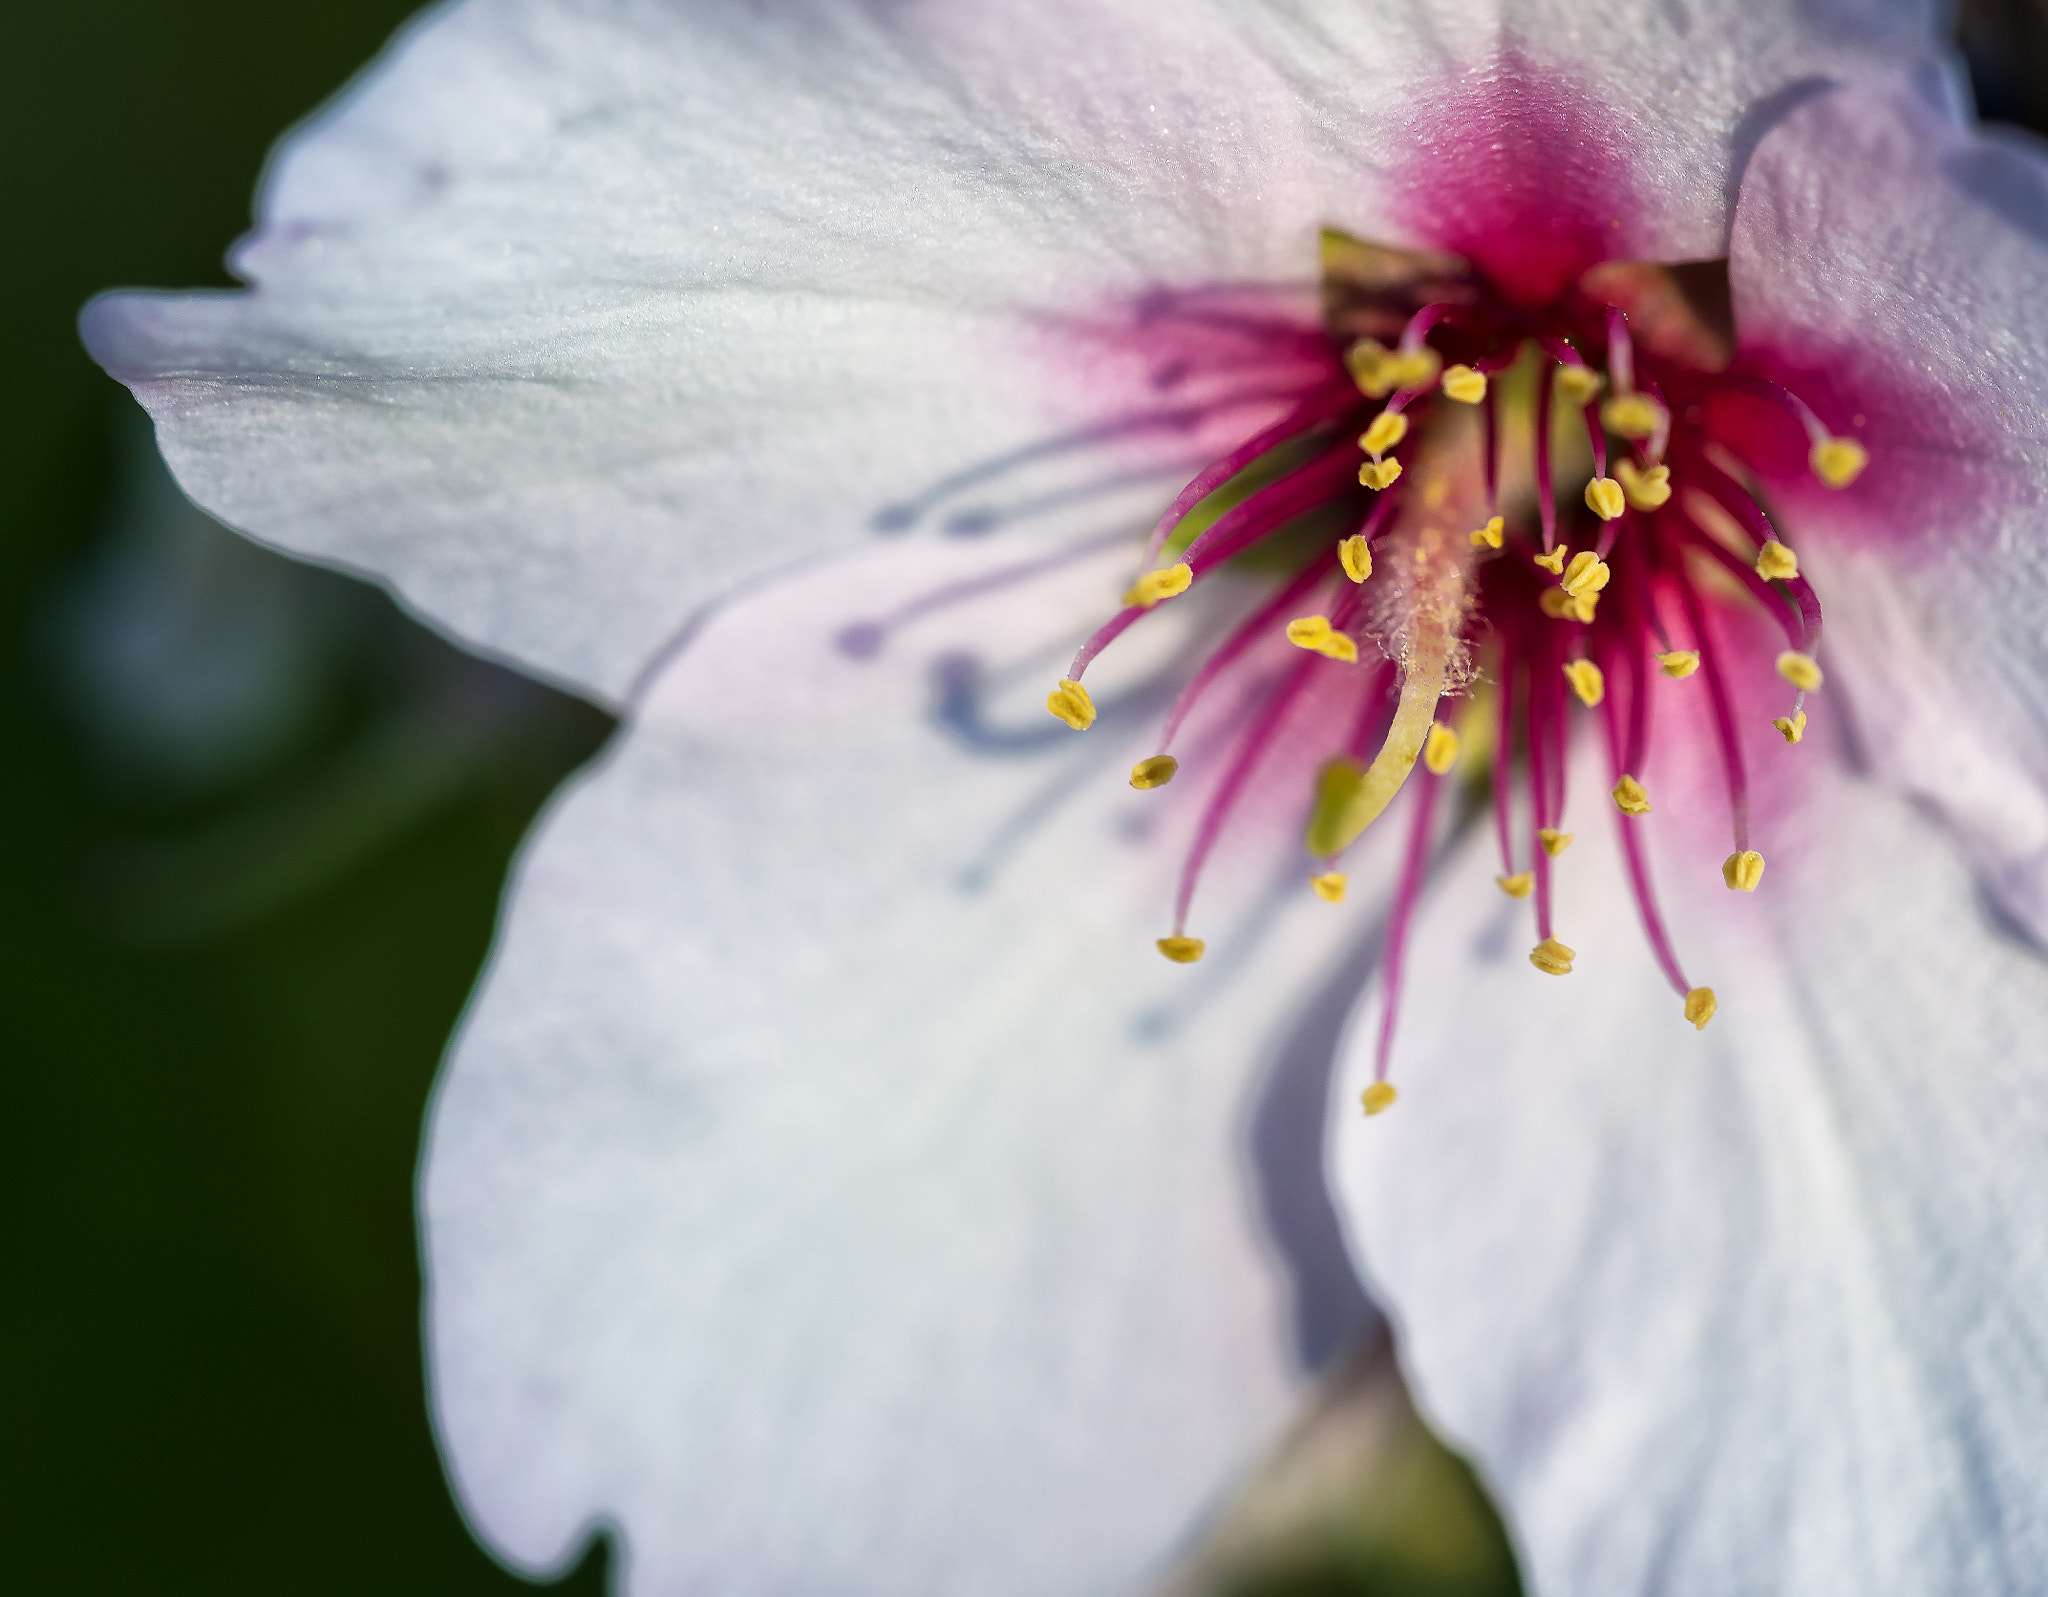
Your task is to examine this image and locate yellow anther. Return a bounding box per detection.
[1773,710,1807,744]
[1156,935,1206,963]
[1129,755,1179,790]
[1311,871,1348,903]
[1286,614,1359,663]
[1615,459,1672,510]
[1562,659,1605,708]
[1755,540,1799,581]
[1721,849,1765,891]
[1601,392,1666,439]
[1561,550,1611,596]
[1359,410,1409,457]
[1538,828,1574,857]
[1612,774,1652,815]
[1469,515,1505,550]
[1657,650,1701,678]
[1361,1081,1399,1116]
[1358,458,1403,491]
[1423,722,1460,775]
[1810,436,1868,488]
[1529,937,1576,975]
[1121,561,1193,609]
[1441,364,1487,403]
[1539,588,1573,620]
[1344,338,1440,398]
[1496,871,1535,898]
[1555,364,1604,405]
[1683,986,1718,1030]
[1776,650,1824,691]
[1046,678,1096,730]
[1338,533,1373,583]
[1534,547,1567,575]
[1566,590,1600,623]
[1584,476,1627,521]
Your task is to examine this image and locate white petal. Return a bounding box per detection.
[1330,728,2048,1594]
[1730,78,2048,941]
[1219,0,1943,269]
[82,0,1331,702]
[424,534,1407,1594]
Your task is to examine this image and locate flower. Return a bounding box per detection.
[80,1,2048,1594]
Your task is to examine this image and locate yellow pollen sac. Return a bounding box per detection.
[1615,459,1672,510]
[1358,458,1403,491]
[1423,722,1460,775]
[1469,515,1505,550]
[1286,614,1360,663]
[1345,338,1440,398]
[1567,590,1601,623]
[1129,755,1179,790]
[1555,365,1604,405]
[1311,871,1348,903]
[1777,650,1824,691]
[1810,436,1869,488]
[1496,871,1535,898]
[1338,533,1373,583]
[1658,650,1701,678]
[1534,547,1567,575]
[1612,774,1652,815]
[1538,588,1573,620]
[1584,476,1627,521]
[1121,561,1194,609]
[1359,410,1409,457]
[1683,986,1718,1030]
[1721,849,1766,891]
[1361,1081,1399,1116]
[1563,658,1606,707]
[1538,827,1574,856]
[1441,364,1487,403]
[1046,678,1096,730]
[1755,540,1800,582]
[1774,710,1808,744]
[1601,392,1666,439]
[1529,937,1577,975]
[1156,935,1206,963]
[1562,550,1611,596]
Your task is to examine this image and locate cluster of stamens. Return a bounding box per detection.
[1046,232,1867,1112]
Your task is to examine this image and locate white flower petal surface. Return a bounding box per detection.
[83,0,1330,703]
[1331,726,2048,1594]
[424,534,1405,1596]
[1731,79,2048,943]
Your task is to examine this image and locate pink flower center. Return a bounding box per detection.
[1048,232,1870,1107]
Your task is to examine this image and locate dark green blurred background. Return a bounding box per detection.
[3,3,2039,1593]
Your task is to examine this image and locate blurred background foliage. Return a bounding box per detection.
[1,2,2038,1593]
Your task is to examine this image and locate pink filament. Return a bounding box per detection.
[1673,556,1752,852]
[1600,689,1693,999]
[1493,653,1520,879]
[1155,556,1336,753]
[1374,764,1445,1081]
[1535,354,1557,551]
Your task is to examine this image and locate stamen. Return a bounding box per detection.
[1683,987,1717,1029]
[1555,365,1603,406]
[1371,765,1445,1083]
[1529,937,1576,975]
[1774,711,1808,744]
[1359,458,1403,490]
[1361,1082,1398,1115]
[1810,436,1868,487]
[1615,459,1671,510]
[1046,678,1096,730]
[1535,363,1558,552]
[1605,306,1636,393]
[1534,547,1567,575]
[1601,392,1665,439]
[1359,410,1408,457]
[1423,722,1460,774]
[1563,658,1605,707]
[1675,566,1752,853]
[1130,755,1179,789]
[1657,650,1700,678]
[1121,562,1193,608]
[1776,651,1824,691]
[1469,515,1505,549]
[1156,936,1206,963]
[1496,871,1535,898]
[1339,533,1373,582]
[1311,871,1349,903]
[1612,774,1652,814]
[1538,828,1574,856]
[1722,849,1766,891]
[1346,338,1441,399]
[1441,364,1487,403]
[1154,555,1338,754]
[1286,614,1360,663]
[1562,552,1611,597]
[1755,540,1799,581]
[1584,477,1626,520]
